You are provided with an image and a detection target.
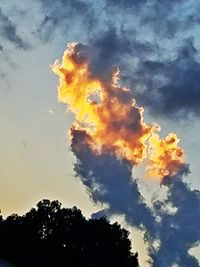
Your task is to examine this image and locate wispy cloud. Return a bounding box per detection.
[0,7,30,50]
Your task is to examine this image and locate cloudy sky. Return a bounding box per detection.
[1,0,200,266]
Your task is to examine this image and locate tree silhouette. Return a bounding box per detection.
[0,200,139,267]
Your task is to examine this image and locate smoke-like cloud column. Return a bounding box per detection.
[52,43,200,266]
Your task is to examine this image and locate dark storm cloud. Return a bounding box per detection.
[78,28,200,118]
[37,0,96,41]
[89,27,154,82]
[135,38,200,118]
[36,0,200,119]
[37,0,200,118]
[0,7,29,50]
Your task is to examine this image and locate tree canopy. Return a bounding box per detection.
[0,200,139,267]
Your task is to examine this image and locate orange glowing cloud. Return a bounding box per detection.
[52,42,185,180]
[146,133,185,179]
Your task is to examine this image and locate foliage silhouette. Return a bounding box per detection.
[0,200,139,267]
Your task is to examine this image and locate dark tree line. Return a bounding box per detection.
[0,200,139,267]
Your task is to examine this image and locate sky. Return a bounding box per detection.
[0,0,200,266]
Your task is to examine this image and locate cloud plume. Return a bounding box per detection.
[53,43,200,266]
[52,42,185,179]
